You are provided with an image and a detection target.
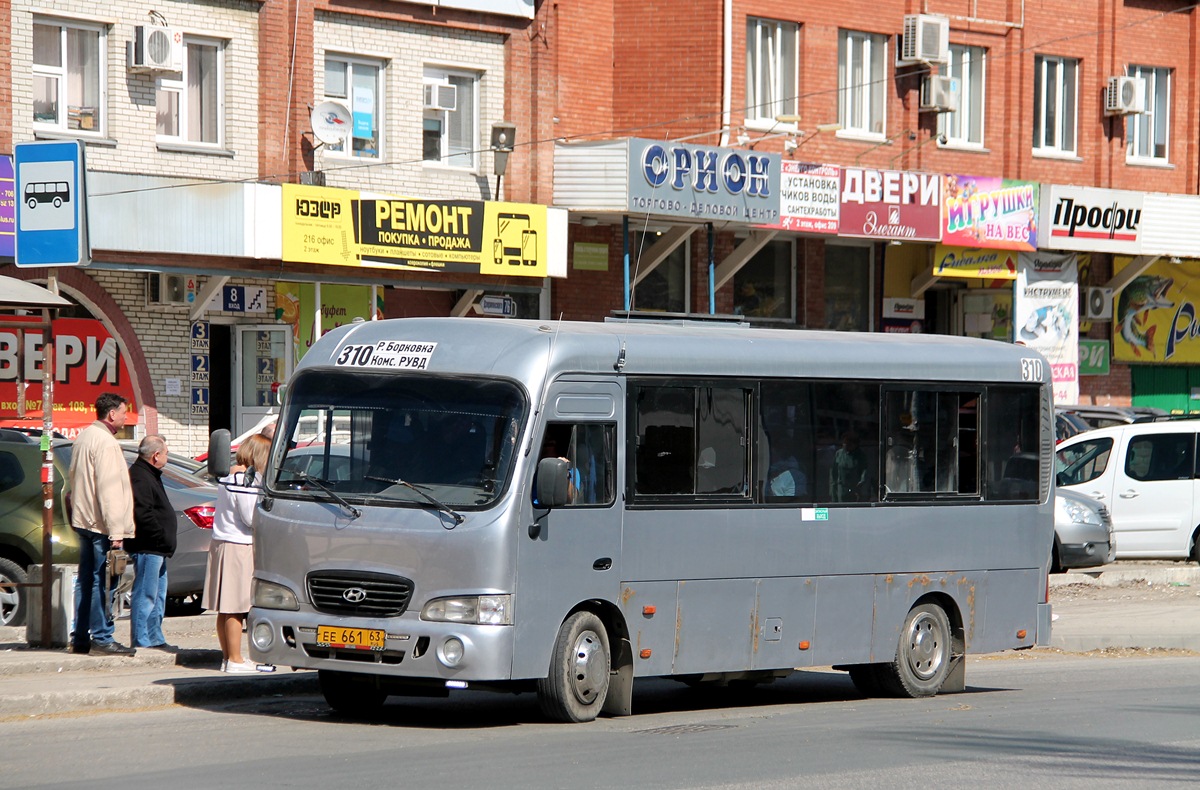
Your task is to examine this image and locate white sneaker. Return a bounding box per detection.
[220,659,227,672]
[224,660,260,674]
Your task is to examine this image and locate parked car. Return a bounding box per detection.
[1058,404,1166,430]
[1055,409,1091,444]
[0,434,216,626]
[1056,419,1200,563]
[1053,488,1115,572]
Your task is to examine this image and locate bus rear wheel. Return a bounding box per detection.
[878,603,952,698]
[319,669,388,717]
[537,611,610,722]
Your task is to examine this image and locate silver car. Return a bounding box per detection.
[1053,488,1115,572]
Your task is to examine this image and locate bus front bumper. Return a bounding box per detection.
[247,607,517,682]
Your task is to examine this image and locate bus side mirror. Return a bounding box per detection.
[535,457,570,508]
[208,429,231,479]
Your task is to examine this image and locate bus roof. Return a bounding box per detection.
[301,317,1051,386]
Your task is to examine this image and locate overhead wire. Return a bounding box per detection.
[90,1,1200,200]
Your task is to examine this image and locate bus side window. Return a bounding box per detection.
[537,422,616,506]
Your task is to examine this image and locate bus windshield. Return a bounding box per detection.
[269,369,526,509]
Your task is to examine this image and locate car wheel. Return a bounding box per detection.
[0,557,29,628]
[1191,531,1200,567]
[166,593,205,617]
[877,602,952,698]
[537,611,610,722]
[319,670,388,716]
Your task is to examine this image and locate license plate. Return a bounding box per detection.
[316,625,385,651]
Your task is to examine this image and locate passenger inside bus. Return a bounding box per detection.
[766,439,809,501]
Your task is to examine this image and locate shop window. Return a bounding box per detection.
[939,45,985,148]
[33,19,105,134]
[823,244,872,331]
[733,239,794,321]
[156,38,223,146]
[630,231,689,314]
[325,55,383,159]
[1032,55,1078,156]
[959,290,1012,341]
[837,30,887,138]
[423,67,478,169]
[1126,65,1170,163]
[746,18,799,126]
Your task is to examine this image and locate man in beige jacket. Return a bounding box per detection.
[68,393,136,655]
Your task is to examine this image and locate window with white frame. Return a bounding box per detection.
[423,68,478,169]
[32,19,105,134]
[746,18,799,125]
[837,30,887,137]
[324,55,383,158]
[1127,65,1169,162]
[939,44,985,147]
[156,38,223,146]
[1032,55,1077,155]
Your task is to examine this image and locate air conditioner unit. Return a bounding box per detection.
[423,83,458,112]
[900,14,950,64]
[148,273,189,306]
[920,75,961,112]
[1105,76,1146,116]
[1085,286,1114,321]
[130,26,183,73]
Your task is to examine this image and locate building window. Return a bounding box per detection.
[156,38,223,145]
[837,30,887,137]
[824,244,872,331]
[631,232,689,314]
[423,68,478,169]
[939,44,985,147]
[1032,55,1077,155]
[324,56,382,158]
[32,19,105,134]
[1127,65,1170,162]
[746,18,798,125]
[733,239,794,321]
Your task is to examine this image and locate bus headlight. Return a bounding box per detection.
[253,579,300,611]
[421,594,512,625]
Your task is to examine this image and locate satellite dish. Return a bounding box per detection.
[311,101,351,145]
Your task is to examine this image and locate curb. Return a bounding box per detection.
[0,669,319,719]
[1051,566,1200,588]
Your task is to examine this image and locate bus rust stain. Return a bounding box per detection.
[621,586,635,605]
[751,610,760,653]
[907,574,932,589]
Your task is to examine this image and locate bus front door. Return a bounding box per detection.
[510,381,624,681]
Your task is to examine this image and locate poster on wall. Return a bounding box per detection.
[757,161,839,233]
[275,282,381,364]
[0,316,138,437]
[1111,256,1200,363]
[1014,252,1079,404]
[942,175,1038,251]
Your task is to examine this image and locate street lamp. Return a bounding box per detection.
[490,121,516,201]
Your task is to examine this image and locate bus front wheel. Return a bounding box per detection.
[537,611,610,722]
[878,603,951,698]
[319,669,388,717]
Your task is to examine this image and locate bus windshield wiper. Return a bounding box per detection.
[366,475,465,526]
[281,471,361,519]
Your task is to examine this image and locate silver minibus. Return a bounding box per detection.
[237,317,1054,721]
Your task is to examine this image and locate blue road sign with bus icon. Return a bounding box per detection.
[15,140,88,267]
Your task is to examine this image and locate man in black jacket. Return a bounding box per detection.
[126,435,177,649]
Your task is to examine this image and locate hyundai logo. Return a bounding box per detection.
[342,587,368,603]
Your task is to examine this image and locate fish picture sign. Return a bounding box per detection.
[1112,256,1200,364]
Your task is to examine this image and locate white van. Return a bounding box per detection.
[1055,419,1200,563]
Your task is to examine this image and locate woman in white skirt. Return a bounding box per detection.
[202,433,274,674]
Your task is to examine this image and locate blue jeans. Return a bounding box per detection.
[129,553,168,647]
[72,529,115,649]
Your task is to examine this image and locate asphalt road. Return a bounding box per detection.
[4,652,1199,789]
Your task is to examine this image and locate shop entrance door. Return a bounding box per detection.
[234,325,292,436]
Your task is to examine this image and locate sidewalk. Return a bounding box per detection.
[0,613,317,719]
[0,562,1196,719]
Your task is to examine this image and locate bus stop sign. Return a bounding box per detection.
[15,139,89,267]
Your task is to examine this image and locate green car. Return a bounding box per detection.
[0,433,79,626]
